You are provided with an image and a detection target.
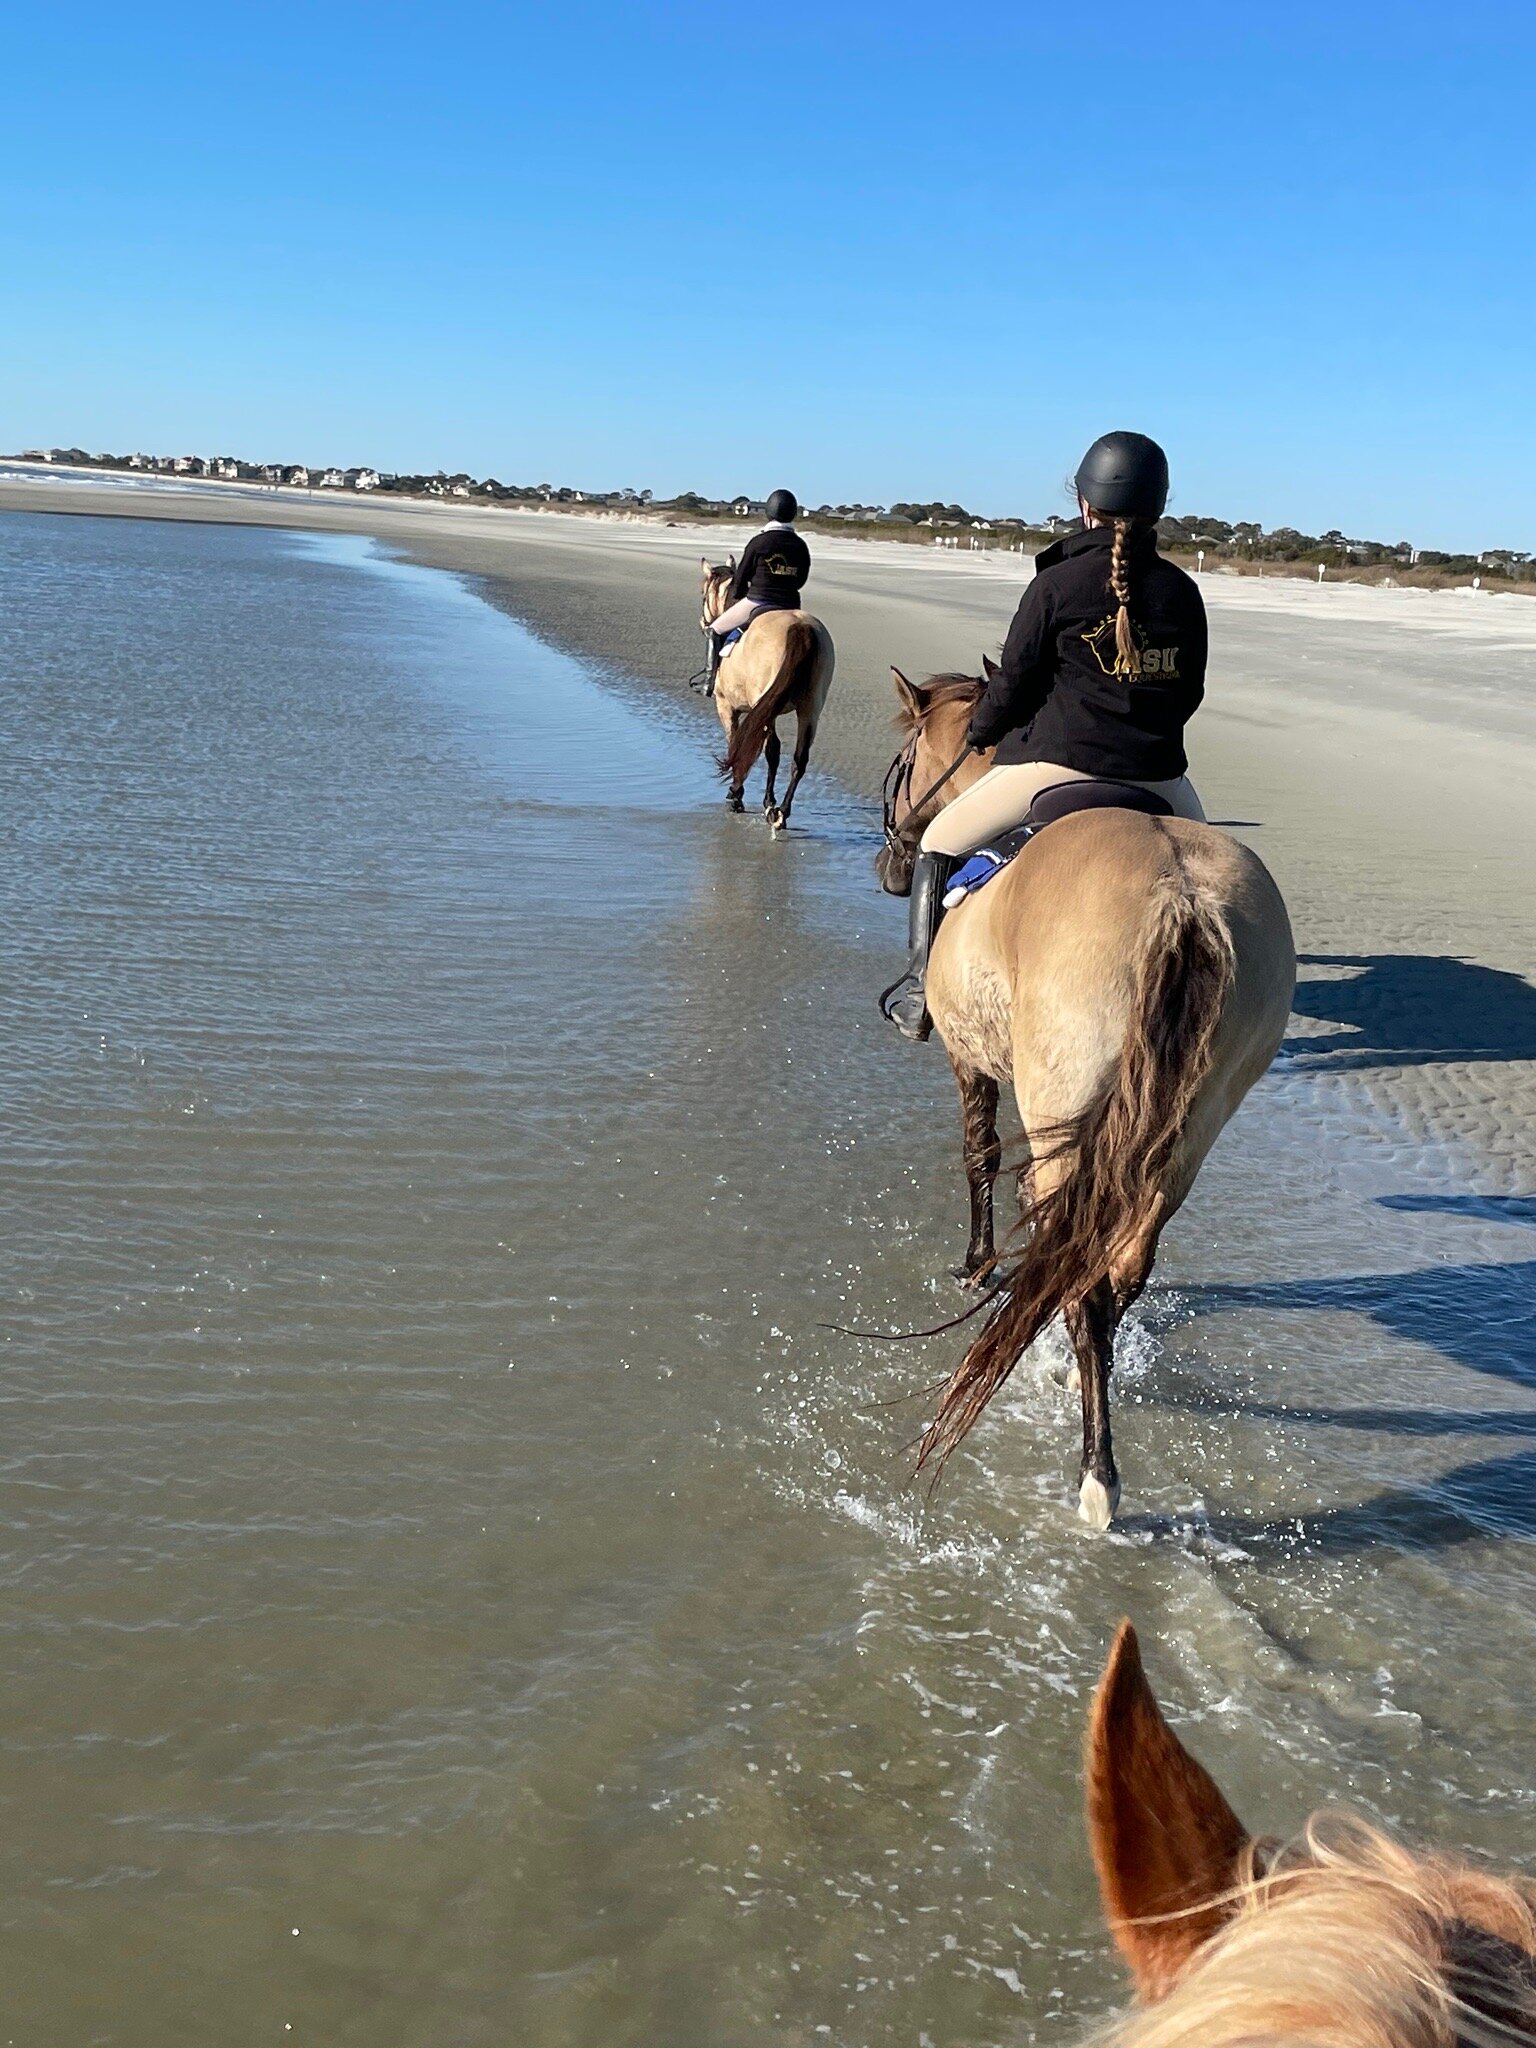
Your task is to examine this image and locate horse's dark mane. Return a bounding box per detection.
[895,673,984,734]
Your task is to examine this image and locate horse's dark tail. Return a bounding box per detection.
[915,871,1236,1476]
[720,618,820,786]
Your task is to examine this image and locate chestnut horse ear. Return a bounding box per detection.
[1085,1622,1250,2002]
[981,652,1001,680]
[891,665,926,716]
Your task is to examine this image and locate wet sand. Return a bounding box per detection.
[7,470,1533,1191]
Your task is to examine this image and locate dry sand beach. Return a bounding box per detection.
[7,467,1533,1190]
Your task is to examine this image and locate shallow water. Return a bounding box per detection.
[1,511,1532,2047]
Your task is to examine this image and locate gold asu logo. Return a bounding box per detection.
[765,551,797,578]
[1082,615,1181,679]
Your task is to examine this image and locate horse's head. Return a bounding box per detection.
[874,661,993,895]
[1084,1622,1536,2042]
[699,556,736,629]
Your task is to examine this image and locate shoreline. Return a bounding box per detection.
[4,469,1533,1192]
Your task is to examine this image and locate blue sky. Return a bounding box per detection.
[2,2,1531,549]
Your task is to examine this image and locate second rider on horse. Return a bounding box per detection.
[881,432,1209,1039]
[706,488,811,693]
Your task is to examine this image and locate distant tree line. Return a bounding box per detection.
[11,448,1531,584]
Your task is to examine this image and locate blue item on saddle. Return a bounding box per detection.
[719,627,744,653]
[943,849,1007,908]
[940,778,1177,909]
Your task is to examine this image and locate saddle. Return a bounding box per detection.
[942,778,1176,909]
[718,601,799,660]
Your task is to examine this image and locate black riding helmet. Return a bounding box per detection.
[1074,432,1169,521]
[765,488,798,522]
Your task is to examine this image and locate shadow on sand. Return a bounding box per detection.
[1143,1195,1536,1553]
[1285,953,1536,1073]
[1186,1263,1536,1392]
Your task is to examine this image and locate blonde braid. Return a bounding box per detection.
[1109,517,1142,678]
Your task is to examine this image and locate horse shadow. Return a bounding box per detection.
[1162,1195,1536,1552]
[1186,1259,1536,1393]
[1285,953,1536,1073]
[1211,1446,1536,1555]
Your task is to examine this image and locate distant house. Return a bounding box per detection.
[286,466,310,487]
[171,455,196,473]
[128,453,151,469]
[450,482,470,497]
[318,468,346,489]
[213,457,239,480]
[349,468,380,491]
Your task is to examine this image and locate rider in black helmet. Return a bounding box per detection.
[706,488,812,691]
[881,431,1209,1040]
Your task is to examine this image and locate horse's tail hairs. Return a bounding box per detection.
[820,1277,1012,1346]
[915,871,1236,1478]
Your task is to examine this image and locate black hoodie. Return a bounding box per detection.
[968,524,1207,779]
[725,523,811,608]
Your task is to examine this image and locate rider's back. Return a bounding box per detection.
[731,525,811,608]
[978,525,1207,781]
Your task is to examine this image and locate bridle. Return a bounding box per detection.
[699,562,733,629]
[690,564,732,693]
[881,725,974,863]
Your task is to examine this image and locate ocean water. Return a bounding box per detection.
[1,509,1532,2047]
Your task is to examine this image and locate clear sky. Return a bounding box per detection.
[2,2,1531,550]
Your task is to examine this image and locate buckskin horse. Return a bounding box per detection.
[1080,1621,1536,2048]
[876,665,1295,1526]
[700,559,835,831]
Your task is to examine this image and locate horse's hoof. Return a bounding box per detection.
[726,794,745,814]
[1077,1473,1121,1530]
[1054,1360,1082,1395]
[766,807,785,834]
[951,1262,990,1291]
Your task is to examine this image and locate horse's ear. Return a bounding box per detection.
[728,553,737,572]
[1085,1622,1250,2003]
[891,666,926,716]
[981,653,1001,681]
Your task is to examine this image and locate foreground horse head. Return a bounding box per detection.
[875,664,994,895]
[878,666,1296,1524]
[1085,1623,1536,2045]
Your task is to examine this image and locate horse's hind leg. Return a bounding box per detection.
[770,713,816,830]
[952,1065,1001,1286]
[725,709,747,811]
[761,728,782,816]
[1064,1277,1120,1528]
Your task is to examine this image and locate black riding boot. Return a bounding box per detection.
[704,632,722,696]
[878,850,952,1041]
